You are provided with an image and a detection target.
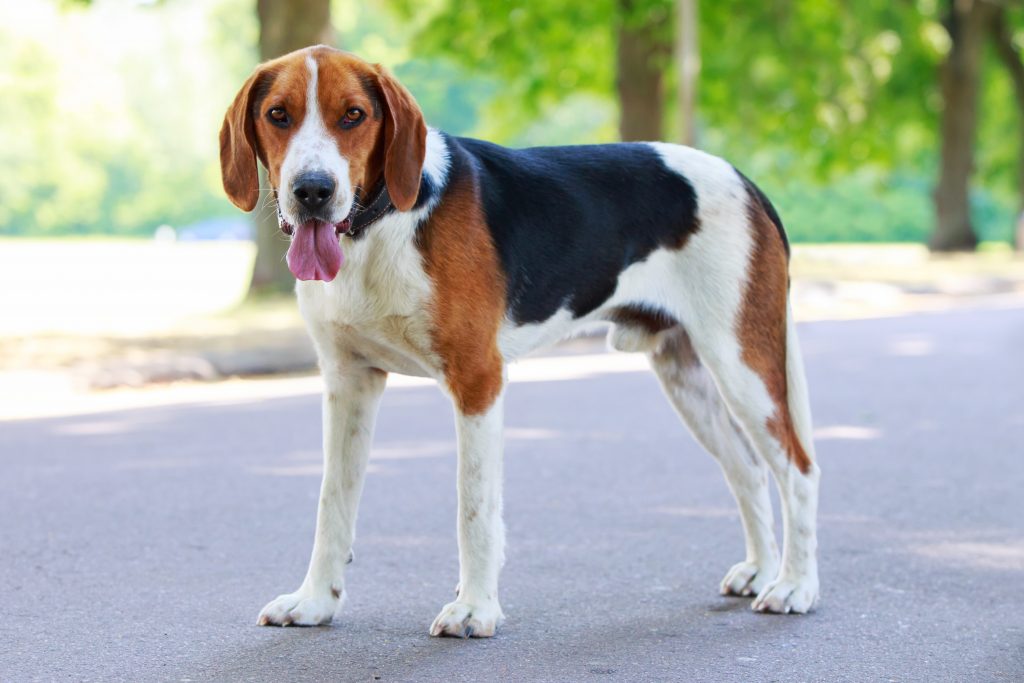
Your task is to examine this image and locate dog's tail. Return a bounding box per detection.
[785,299,817,468]
[743,168,815,473]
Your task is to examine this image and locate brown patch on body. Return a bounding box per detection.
[607,305,679,334]
[418,171,506,416]
[738,199,812,474]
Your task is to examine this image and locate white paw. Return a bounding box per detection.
[257,588,340,626]
[429,599,503,638]
[752,574,819,614]
[719,560,778,597]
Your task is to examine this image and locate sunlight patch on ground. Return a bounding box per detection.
[371,442,456,461]
[886,335,935,357]
[114,457,204,471]
[381,353,651,391]
[0,352,651,421]
[651,506,739,519]
[911,541,1024,571]
[505,427,561,440]
[248,462,392,477]
[813,425,882,440]
[53,419,137,436]
[248,463,328,477]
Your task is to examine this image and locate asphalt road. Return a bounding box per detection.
[3,304,1023,682]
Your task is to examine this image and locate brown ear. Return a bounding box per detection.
[374,65,427,212]
[219,70,264,212]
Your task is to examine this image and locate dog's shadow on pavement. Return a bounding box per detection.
[190,598,818,682]
[703,598,752,613]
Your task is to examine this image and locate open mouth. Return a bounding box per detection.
[279,216,351,237]
[282,218,350,282]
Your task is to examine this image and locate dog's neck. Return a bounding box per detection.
[345,180,394,240]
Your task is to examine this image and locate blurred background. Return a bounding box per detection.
[6,4,1024,677]
[2,0,1024,414]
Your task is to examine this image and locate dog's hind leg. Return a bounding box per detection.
[682,306,820,614]
[640,141,819,613]
[672,222,819,614]
[649,327,780,598]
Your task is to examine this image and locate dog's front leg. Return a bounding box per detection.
[258,366,387,626]
[430,389,506,638]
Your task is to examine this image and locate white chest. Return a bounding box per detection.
[295,222,440,379]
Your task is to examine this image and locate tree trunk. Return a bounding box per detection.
[674,0,699,146]
[989,6,1024,250]
[615,0,668,141]
[248,0,333,297]
[930,0,994,252]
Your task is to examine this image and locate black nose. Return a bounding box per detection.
[292,172,336,212]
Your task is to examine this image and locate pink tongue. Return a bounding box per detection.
[286,221,343,281]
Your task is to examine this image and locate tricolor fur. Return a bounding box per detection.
[220,46,821,637]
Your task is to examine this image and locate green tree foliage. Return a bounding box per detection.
[0,0,258,236]
[0,0,500,239]
[396,0,944,167]
[398,0,1020,242]
[4,0,1020,243]
[699,2,937,172]
[392,0,617,133]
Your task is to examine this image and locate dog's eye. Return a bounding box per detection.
[339,108,365,129]
[267,107,290,127]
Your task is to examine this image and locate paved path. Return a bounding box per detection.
[3,304,1023,682]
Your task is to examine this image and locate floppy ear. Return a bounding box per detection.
[219,70,263,212]
[374,65,427,212]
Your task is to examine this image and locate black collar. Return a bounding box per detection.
[345,181,393,239]
[273,182,394,239]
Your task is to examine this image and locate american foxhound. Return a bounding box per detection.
[220,45,820,637]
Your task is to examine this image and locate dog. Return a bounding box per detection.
[220,45,820,637]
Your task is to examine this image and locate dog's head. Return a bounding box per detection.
[219,46,426,281]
